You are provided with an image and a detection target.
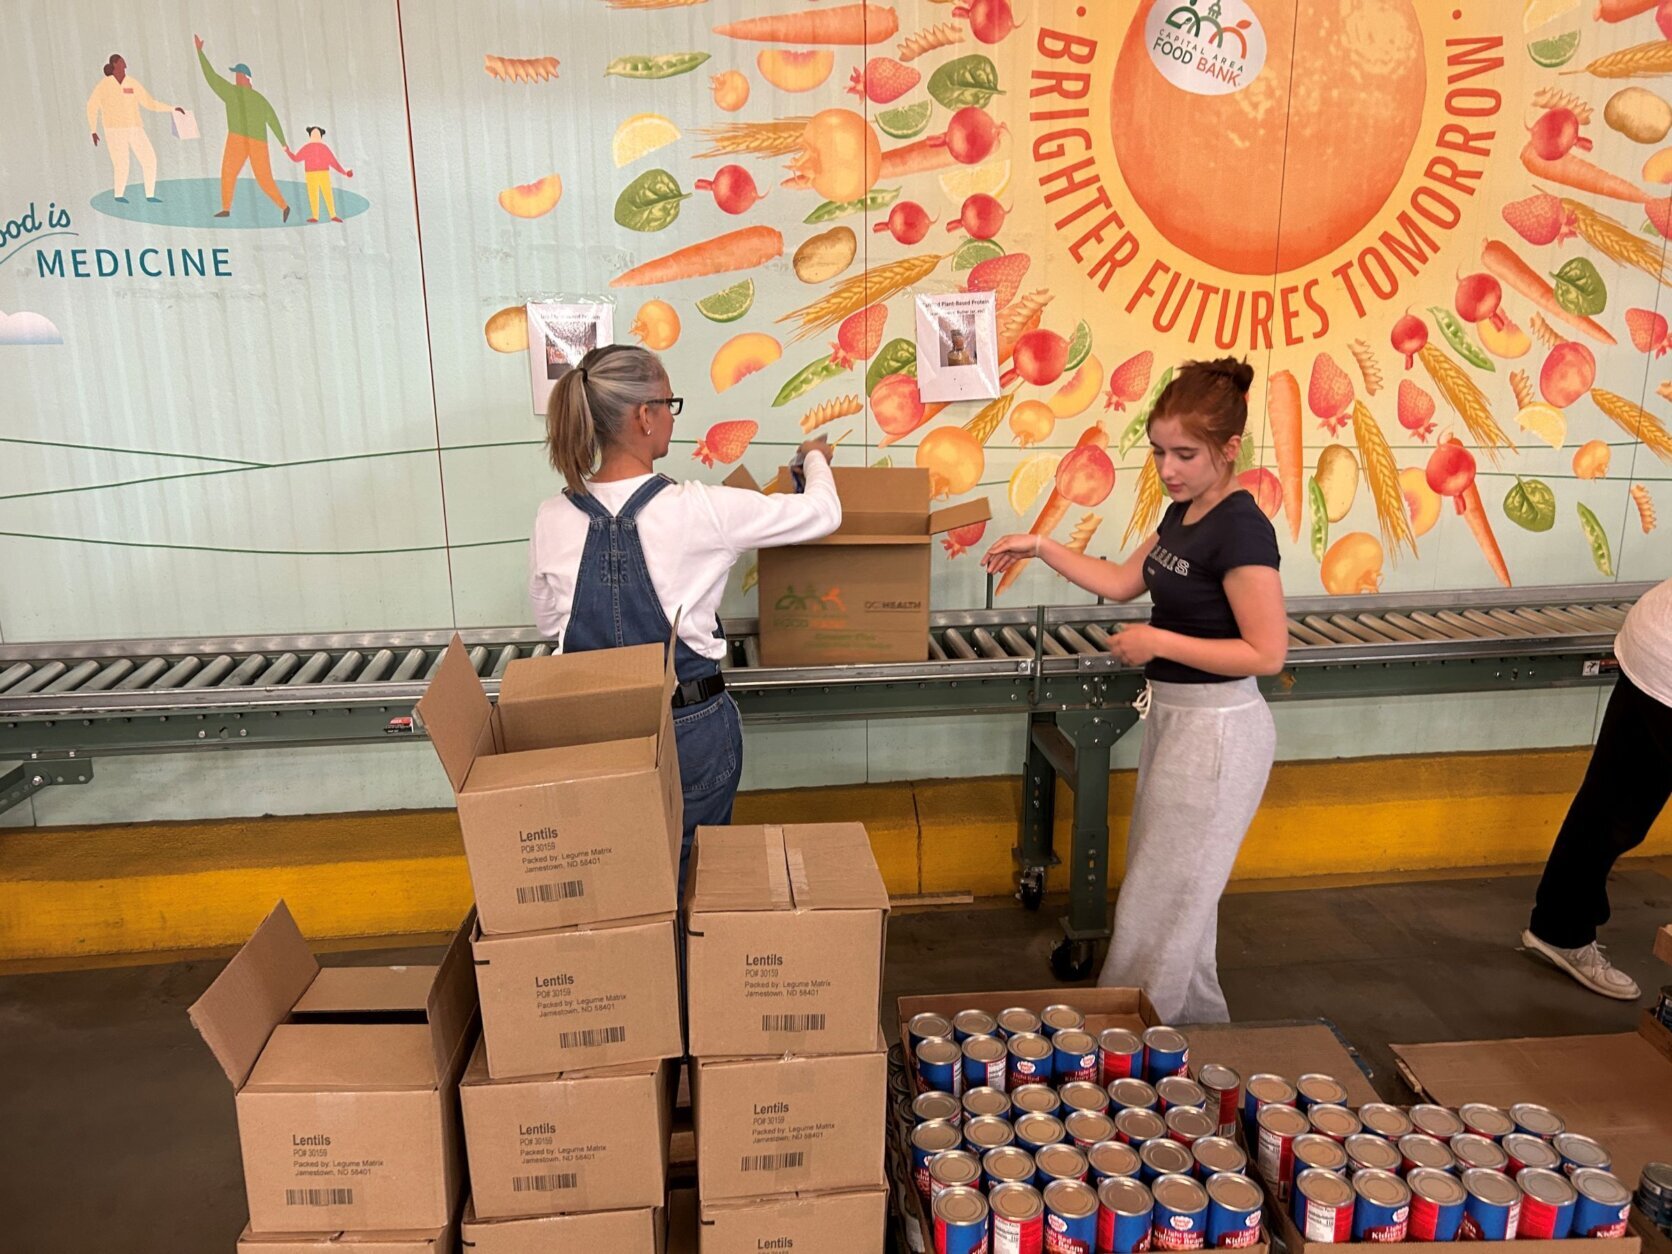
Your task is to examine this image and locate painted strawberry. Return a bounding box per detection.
[1626,307,1672,356]
[1649,193,1672,241]
[693,420,758,467]
[1396,378,1436,442]
[1103,350,1154,411]
[941,518,987,557]
[965,252,1031,310]
[830,303,888,368]
[848,57,920,104]
[1308,351,1355,434]
[1501,192,1574,247]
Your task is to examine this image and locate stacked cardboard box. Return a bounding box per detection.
[685,823,892,1254]
[416,637,689,1251]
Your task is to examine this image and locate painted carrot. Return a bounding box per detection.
[1449,438,1511,587]
[1595,0,1656,19]
[997,423,1110,594]
[1520,143,1649,205]
[1268,369,1303,543]
[879,137,959,179]
[1480,238,1616,346]
[611,226,784,287]
[714,4,899,45]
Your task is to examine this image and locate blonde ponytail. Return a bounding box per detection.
[544,344,666,494]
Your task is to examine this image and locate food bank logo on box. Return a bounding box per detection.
[774,586,847,614]
[1144,0,1266,97]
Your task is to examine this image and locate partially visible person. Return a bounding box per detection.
[283,126,352,224]
[87,53,186,203]
[1524,576,1672,999]
[983,357,1288,1023]
[195,34,290,221]
[528,344,843,896]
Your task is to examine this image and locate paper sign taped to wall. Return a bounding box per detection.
[527,301,614,416]
[914,291,999,403]
[171,109,199,141]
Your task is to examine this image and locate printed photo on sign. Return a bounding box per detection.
[914,291,998,403]
[527,301,613,415]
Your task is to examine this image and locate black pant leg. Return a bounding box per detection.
[1529,671,1672,948]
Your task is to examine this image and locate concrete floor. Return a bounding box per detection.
[2,864,1668,1253]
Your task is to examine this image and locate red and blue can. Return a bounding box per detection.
[1141,1028,1190,1084]
[1065,1110,1116,1151]
[953,1009,999,1043]
[913,1119,963,1197]
[966,1086,1013,1123]
[931,1150,985,1204]
[998,1007,1043,1040]
[1008,1033,1054,1090]
[1242,1074,1296,1136]
[1110,1078,1160,1113]
[1460,1103,1515,1142]
[1053,1029,1099,1085]
[1358,1104,1414,1141]
[1451,1133,1509,1174]
[1569,1168,1632,1238]
[916,1091,964,1126]
[909,1012,954,1055]
[1503,1132,1561,1176]
[1288,1133,1348,1198]
[984,1145,1038,1193]
[1116,1106,1168,1147]
[1307,1104,1361,1143]
[1015,1113,1067,1155]
[1255,1104,1310,1203]
[1205,1172,1262,1248]
[1409,1104,1464,1143]
[1552,1132,1611,1177]
[1012,1084,1061,1119]
[1460,1166,1522,1240]
[934,1184,991,1254]
[1164,1107,1216,1149]
[1191,1136,1247,1182]
[1291,1168,1354,1244]
[1096,1175,1154,1254]
[1350,1168,1411,1242]
[1035,1142,1090,1192]
[1150,1172,1209,1251]
[1088,1139,1142,1184]
[1156,1076,1207,1112]
[1139,1138,1196,1185]
[1408,1166,1467,1242]
[1099,1028,1144,1085]
[1342,1133,1401,1177]
[1398,1132,1456,1175]
[1508,1102,1565,1140]
[990,1181,1045,1254]
[1515,1167,1576,1239]
[966,1114,1018,1157]
[1294,1074,1347,1112]
[964,1034,1010,1093]
[1195,1065,1242,1139]
[919,1038,966,1097]
[1060,1082,1111,1120]
[1043,1178,1099,1254]
[1041,1004,1085,1040]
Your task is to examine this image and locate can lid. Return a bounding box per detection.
[1099,1027,1142,1053]
[1054,1028,1096,1054]
[1116,1107,1166,1140]
[1517,1167,1576,1205]
[1353,1168,1411,1208]
[1061,1081,1111,1112]
[917,1037,961,1065]
[1503,1133,1558,1167]
[1552,1132,1610,1167]
[1012,1083,1057,1111]
[1016,1113,1065,1144]
[990,1181,1045,1222]
[1066,1110,1115,1140]
[915,1091,960,1120]
[1151,1172,1208,1212]
[1165,1107,1216,1140]
[1296,1073,1347,1105]
[1089,1140,1141,1175]
[1206,1172,1262,1210]
[1157,1076,1206,1105]
[1192,1136,1246,1173]
[1453,1133,1508,1170]
[953,1008,997,1034]
[1247,1074,1297,1105]
[1460,1102,1516,1138]
[1571,1168,1631,1206]
[967,1115,1016,1149]
[998,1006,1042,1033]
[1195,1063,1241,1090]
[1508,1102,1564,1137]
[1463,1167,1521,1206]
[1140,1138,1194,1175]
[933,1185,989,1226]
[1296,1167,1355,1207]
[1043,1177,1099,1218]
[1042,1003,1085,1031]
[1011,1031,1054,1061]
[965,1087,1011,1119]
[1398,1133,1454,1170]
[1359,1104,1414,1139]
[1037,1142,1089,1177]
[913,1119,961,1152]
[1142,1026,1187,1053]
[1256,1102,1309,1137]
[964,1033,1007,1062]
[1294,1133,1349,1171]
[1639,1161,1672,1191]
[984,1144,1034,1180]
[1344,1133,1401,1171]
[1098,1174,1153,1217]
[910,1012,953,1037]
[1109,1079,1159,1109]
[1408,1167,1467,1206]
[930,1149,982,1186]
[1410,1104,1465,1139]
[1309,1104,1362,1139]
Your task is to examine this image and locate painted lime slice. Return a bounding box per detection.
[1065,320,1092,371]
[696,279,754,323]
[1528,29,1581,68]
[952,238,1004,271]
[876,99,933,139]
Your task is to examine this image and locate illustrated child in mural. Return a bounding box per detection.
[527,345,843,899]
[983,358,1289,1024]
[86,53,186,203]
[283,126,353,224]
[1524,575,1672,1002]
[194,34,290,222]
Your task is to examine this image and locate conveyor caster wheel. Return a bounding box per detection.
[1050,938,1095,982]
[1016,867,1045,912]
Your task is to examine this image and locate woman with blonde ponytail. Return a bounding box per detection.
[529,345,842,896]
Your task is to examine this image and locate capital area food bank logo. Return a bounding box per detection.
[1144,0,1267,96]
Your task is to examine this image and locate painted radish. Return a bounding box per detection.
[1529,107,1590,161]
[1000,329,1069,388]
[693,165,766,215]
[1454,272,1506,331]
[873,200,936,244]
[928,107,1003,165]
[1390,311,1428,369]
[847,57,920,104]
[946,193,1008,239]
[941,518,988,556]
[1425,439,1476,504]
[953,0,1022,44]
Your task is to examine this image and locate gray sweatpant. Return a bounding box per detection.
[1097,677,1276,1023]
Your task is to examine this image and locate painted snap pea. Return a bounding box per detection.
[606,52,710,79]
[1308,477,1329,563]
[1428,307,1495,372]
[773,356,844,408]
[1576,501,1614,576]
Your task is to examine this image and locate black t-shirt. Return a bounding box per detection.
[1141,490,1281,684]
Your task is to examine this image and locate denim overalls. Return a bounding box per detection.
[563,476,744,896]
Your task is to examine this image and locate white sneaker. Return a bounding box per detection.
[1521,930,1641,1001]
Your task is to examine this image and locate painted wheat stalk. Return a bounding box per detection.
[800,394,862,434]
[1590,386,1672,461]
[1531,86,1593,122]
[1065,513,1102,555]
[779,253,946,339]
[1417,345,1516,463]
[1351,401,1418,559]
[1529,313,1566,347]
[963,391,1017,445]
[1565,40,1672,79]
[694,118,809,158]
[1561,198,1671,283]
[1348,339,1384,396]
[898,22,964,60]
[1122,455,1164,548]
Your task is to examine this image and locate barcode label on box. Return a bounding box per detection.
[285,1188,353,1207]
[762,1013,827,1032]
[512,1172,578,1193]
[741,1152,806,1172]
[516,879,585,905]
[558,1025,626,1049]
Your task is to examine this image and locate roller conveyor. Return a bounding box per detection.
[0,581,1650,977]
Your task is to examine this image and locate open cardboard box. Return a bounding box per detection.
[725,465,989,667]
[416,635,681,936]
[190,902,477,1235]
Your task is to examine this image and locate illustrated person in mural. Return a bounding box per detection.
[1524,576,1672,1001]
[86,54,186,203]
[194,34,290,221]
[527,345,843,898]
[282,126,352,224]
[983,358,1288,1023]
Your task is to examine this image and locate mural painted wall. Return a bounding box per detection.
[4,0,1671,822]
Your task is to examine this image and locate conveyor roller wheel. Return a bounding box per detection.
[1016,867,1045,912]
[1050,937,1095,982]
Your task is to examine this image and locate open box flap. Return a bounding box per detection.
[928,498,992,536]
[188,900,320,1087]
[723,466,761,494]
[293,966,435,1015]
[414,635,493,794]
[688,826,794,915]
[426,908,480,1079]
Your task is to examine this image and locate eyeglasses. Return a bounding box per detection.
[647,396,684,417]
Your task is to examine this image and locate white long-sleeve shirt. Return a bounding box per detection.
[528,452,842,659]
[1617,576,1672,708]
